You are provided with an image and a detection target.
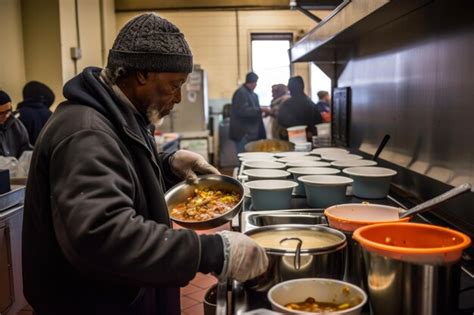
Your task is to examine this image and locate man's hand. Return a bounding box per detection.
[170,150,220,184]
[217,231,269,282]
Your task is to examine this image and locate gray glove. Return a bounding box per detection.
[217,231,269,282]
[169,150,220,184]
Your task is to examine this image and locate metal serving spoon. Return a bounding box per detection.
[400,183,472,219]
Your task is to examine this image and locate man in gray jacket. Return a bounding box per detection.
[22,13,267,315]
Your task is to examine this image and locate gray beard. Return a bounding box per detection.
[147,107,165,128]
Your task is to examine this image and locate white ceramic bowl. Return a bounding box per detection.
[311,148,349,156]
[238,152,275,158]
[299,175,353,208]
[285,160,332,169]
[274,151,310,158]
[243,160,286,170]
[321,153,363,162]
[239,155,277,162]
[245,180,298,210]
[331,159,378,169]
[243,169,290,181]
[342,167,397,199]
[268,278,367,315]
[276,156,321,163]
[288,167,341,196]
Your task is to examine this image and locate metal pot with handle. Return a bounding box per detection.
[243,224,347,292]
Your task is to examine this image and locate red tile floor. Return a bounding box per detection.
[175,222,231,315]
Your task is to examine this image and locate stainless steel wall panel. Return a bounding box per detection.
[335,0,474,234]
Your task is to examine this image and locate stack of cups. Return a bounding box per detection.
[313,123,331,147]
[287,125,312,152]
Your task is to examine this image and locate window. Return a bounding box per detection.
[251,33,293,106]
[310,63,331,102]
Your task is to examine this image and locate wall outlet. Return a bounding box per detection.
[70,47,82,60]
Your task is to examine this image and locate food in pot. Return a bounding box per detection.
[284,287,361,312]
[285,295,353,312]
[250,229,342,250]
[170,188,240,221]
[246,140,293,152]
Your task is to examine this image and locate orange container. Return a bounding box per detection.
[353,222,471,264]
[324,203,410,232]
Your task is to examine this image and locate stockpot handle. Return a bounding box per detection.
[280,237,302,270]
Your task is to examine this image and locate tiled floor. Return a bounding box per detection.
[181,273,217,315]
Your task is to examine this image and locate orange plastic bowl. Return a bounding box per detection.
[324,203,410,233]
[353,222,471,264]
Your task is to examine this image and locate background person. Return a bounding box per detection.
[22,13,268,315]
[268,83,290,139]
[17,81,55,145]
[0,90,31,158]
[316,90,331,123]
[277,76,323,140]
[229,72,269,153]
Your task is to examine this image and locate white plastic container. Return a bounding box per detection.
[316,123,331,136]
[294,141,312,152]
[287,125,307,143]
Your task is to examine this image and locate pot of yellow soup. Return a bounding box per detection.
[244,225,347,292]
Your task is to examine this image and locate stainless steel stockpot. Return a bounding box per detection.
[244,224,347,292]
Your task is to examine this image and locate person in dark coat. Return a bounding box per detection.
[277,76,323,140]
[22,13,268,315]
[0,90,31,158]
[229,72,268,153]
[315,90,331,123]
[17,81,54,145]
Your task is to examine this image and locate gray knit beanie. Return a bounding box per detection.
[107,13,193,73]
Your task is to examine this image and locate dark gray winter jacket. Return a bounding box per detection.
[22,67,222,315]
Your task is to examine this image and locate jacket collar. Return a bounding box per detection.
[63,67,158,163]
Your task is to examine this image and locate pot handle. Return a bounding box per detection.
[280,237,302,270]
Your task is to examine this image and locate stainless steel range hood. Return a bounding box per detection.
[290,0,432,63]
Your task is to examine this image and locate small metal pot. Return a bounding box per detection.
[165,174,244,230]
[244,225,347,292]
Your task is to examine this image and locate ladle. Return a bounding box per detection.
[215,277,227,315]
[400,183,472,219]
[372,134,390,161]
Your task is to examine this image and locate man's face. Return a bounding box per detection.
[135,72,188,124]
[324,95,331,103]
[271,86,278,98]
[247,82,257,91]
[0,102,12,124]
